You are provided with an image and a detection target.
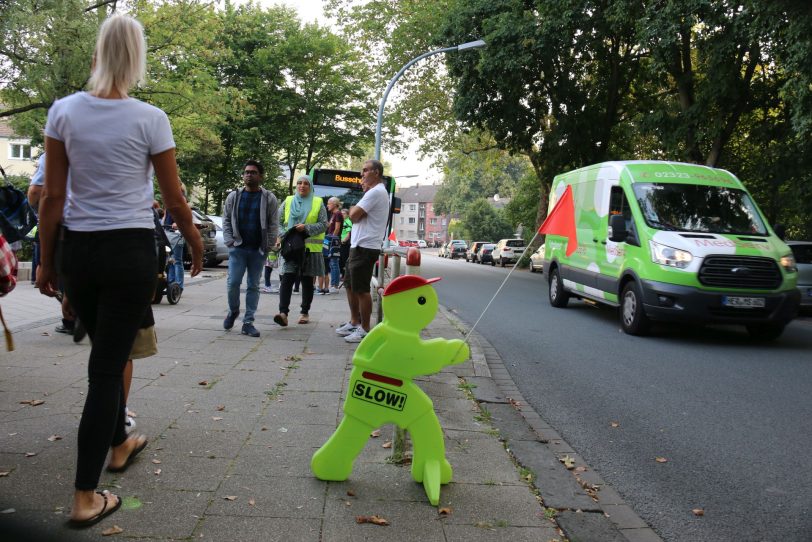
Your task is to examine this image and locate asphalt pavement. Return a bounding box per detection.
[0,267,660,542]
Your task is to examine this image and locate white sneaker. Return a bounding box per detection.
[335,322,358,336]
[329,287,340,294]
[344,328,367,343]
[261,286,272,293]
[269,287,280,294]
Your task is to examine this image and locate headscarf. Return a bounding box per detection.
[287,176,314,229]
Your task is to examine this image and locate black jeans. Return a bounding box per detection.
[279,271,314,315]
[59,228,156,490]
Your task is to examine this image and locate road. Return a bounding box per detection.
[422,252,812,542]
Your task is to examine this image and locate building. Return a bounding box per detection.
[0,117,40,178]
[394,183,449,246]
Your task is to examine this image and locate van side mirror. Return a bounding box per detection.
[609,215,627,242]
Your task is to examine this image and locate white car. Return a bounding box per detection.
[529,244,545,273]
[206,215,229,266]
[417,240,427,248]
[492,238,526,267]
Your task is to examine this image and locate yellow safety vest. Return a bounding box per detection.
[283,196,324,253]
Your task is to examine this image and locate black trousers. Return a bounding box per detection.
[279,271,315,316]
[59,228,156,490]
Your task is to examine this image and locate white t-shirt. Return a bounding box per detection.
[351,182,389,249]
[44,92,175,231]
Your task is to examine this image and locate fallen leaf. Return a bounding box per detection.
[216,405,225,411]
[560,455,576,469]
[438,507,452,516]
[346,490,355,497]
[25,452,37,458]
[42,332,50,336]
[223,496,237,501]
[101,525,123,536]
[574,466,588,473]
[345,501,352,506]
[355,515,389,526]
[20,399,45,407]
[508,398,522,409]
[655,457,668,463]
[198,380,208,386]
[159,372,166,377]
[154,469,162,475]
[370,430,381,438]
[212,417,223,421]
[152,459,162,464]
[248,498,255,506]
[610,421,620,428]
[47,435,62,442]
[692,508,704,516]
[0,471,10,477]
[382,441,392,449]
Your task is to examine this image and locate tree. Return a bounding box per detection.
[460,199,514,241]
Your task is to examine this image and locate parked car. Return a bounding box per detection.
[787,241,812,312]
[492,238,527,267]
[479,243,496,265]
[417,240,428,249]
[466,241,491,263]
[529,244,545,273]
[448,239,468,260]
[206,215,229,266]
[186,208,218,268]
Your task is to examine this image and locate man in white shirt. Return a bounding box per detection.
[336,159,390,343]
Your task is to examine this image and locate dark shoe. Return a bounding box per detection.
[73,319,86,343]
[273,313,288,327]
[106,435,148,473]
[223,310,240,330]
[67,490,122,529]
[241,323,260,337]
[55,323,74,334]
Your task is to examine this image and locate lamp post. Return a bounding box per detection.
[374,39,486,161]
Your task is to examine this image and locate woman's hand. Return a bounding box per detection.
[36,263,59,298]
[295,223,306,232]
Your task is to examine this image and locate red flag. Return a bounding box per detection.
[538,185,578,256]
[388,231,397,241]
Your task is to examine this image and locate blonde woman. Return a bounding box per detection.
[37,14,202,527]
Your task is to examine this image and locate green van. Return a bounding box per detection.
[542,161,800,340]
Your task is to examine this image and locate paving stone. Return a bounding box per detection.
[444,523,560,541]
[197,515,321,542]
[557,510,628,542]
[465,376,509,404]
[322,495,446,541]
[438,483,547,528]
[207,474,324,518]
[484,402,544,443]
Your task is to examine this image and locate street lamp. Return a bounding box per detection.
[374,39,486,161]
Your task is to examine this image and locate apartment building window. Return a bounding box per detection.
[9,143,32,160]
[408,217,416,224]
[409,204,416,211]
[400,217,404,224]
[430,218,437,225]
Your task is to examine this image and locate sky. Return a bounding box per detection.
[249,0,443,187]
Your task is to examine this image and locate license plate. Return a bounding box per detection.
[722,296,766,308]
[806,288,812,298]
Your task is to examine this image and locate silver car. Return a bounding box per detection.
[206,215,229,266]
[787,241,812,311]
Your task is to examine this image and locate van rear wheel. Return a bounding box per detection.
[548,268,569,308]
[620,281,650,335]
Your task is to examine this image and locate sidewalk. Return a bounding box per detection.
[0,273,659,542]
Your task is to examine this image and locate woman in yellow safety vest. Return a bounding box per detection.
[273,176,327,326]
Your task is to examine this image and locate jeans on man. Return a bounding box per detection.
[167,240,185,289]
[227,246,266,324]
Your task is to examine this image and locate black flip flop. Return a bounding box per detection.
[67,490,121,528]
[106,435,148,473]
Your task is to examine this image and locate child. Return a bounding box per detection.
[262,249,279,293]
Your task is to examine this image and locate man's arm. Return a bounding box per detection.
[27,185,43,213]
[266,192,279,243]
[222,192,235,246]
[349,205,367,223]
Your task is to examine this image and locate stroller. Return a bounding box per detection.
[152,212,183,305]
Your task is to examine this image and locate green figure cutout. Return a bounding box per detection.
[311,275,470,505]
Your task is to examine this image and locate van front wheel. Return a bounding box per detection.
[620,281,650,335]
[549,268,569,308]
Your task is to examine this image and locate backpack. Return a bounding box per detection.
[280,228,307,263]
[0,183,37,243]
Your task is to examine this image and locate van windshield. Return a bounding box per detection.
[631,183,768,235]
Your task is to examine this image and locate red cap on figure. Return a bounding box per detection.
[382,275,441,297]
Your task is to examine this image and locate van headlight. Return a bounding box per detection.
[780,253,797,273]
[649,240,693,269]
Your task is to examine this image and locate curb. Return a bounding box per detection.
[439,306,664,542]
